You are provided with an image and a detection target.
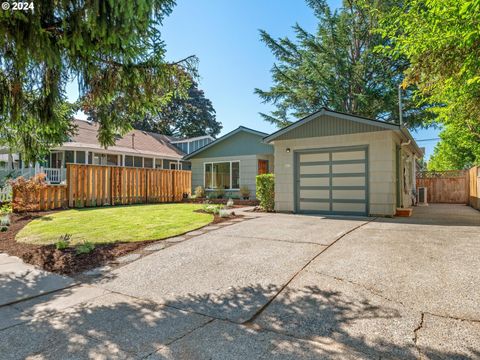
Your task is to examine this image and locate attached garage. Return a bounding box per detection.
[296,146,368,215]
[264,108,423,217]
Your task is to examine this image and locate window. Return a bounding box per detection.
[134,156,142,167]
[107,154,118,166]
[76,151,86,164]
[92,153,102,165]
[65,151,74,164]
[125,155,133,167]
[204,161,240,190]
[155,159,163,169]
[170,162,182,170]
[144,158,153,168]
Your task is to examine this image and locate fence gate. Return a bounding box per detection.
[416,170,469,204]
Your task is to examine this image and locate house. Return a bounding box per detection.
[186,109,421,216]
[184,126,274,199]
[0,119,214,183]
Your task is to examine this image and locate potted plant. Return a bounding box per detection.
[240,185,250,200]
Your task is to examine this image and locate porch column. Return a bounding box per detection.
[7,153,13,170]
[86,151,89,165]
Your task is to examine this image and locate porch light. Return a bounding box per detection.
[286,148,291,153]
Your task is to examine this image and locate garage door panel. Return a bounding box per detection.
[299,201,330,211]
[332,151,365,161]
[332,163,365,174]
[300,164,330,175]
[332,176,365,187]
[332,189,366,200]
[332,202,366,213]
[300,177,330,187]
[300,153,330,162]
[300,189,329,199]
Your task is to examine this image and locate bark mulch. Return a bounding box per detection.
[0,210,237,275]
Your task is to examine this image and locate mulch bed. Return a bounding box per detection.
[183,198,259,206]
[0,210,238,275]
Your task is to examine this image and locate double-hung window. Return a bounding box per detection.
[204,161,240,190]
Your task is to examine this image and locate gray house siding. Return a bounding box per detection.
[273,114,385,141]
[191,131,273,158]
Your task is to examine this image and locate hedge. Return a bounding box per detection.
[256,174,275,212]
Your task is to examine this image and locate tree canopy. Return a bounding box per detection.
[256,0,431,128]
[132,79,221,138]
[0,0,195,162]
[377,0,480,169]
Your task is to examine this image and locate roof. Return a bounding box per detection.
[183,126,269,160]
[55,120,185,160]
[263,108,423,157]
[170,135,215,144]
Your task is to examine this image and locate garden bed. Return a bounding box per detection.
[0,207,239,275]
[183,198,259,206]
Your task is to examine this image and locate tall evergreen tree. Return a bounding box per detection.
[0,0,195,162]
[132,79,221,138]
[256,0,431,128]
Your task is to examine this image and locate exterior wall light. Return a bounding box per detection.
[286,148,291,153]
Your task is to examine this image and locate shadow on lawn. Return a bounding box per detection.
[1,274,476,359]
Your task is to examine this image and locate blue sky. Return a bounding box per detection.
[67,0,439,158]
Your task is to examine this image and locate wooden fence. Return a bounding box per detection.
[469,166,480,210]
[12,164,191,212]
[12,184,67,212]
[416,170,469,204]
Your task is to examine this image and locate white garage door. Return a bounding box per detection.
[295,146,368,215]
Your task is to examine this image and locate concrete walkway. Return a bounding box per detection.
[1,204,479,359]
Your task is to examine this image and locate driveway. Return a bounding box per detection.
[1,204,479,359]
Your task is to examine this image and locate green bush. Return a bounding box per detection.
[256,174,275,212]
[216,188,225,199]
[0,203,12,215]
[76,241,95,255]
[202,203,224,215]
[0,226,7,232]
[55,234,71,250]
[194,186,205,198]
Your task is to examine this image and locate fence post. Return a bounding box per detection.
[171,170,175,202]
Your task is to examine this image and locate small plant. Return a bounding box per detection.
[219,209,231,218]
[0,203,12,215]
[202,203,224,215]
[55,234,71,250]
[76,240,95,255]
[0,215,10,226]
[226,198,234,208]
[194,186,205,198]
[256,174,275,212]
[0,226,7,232]
[240,185,250,200]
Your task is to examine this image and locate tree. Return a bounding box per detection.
[378,0,480,168]
[0,0,195,162]
[132,79,222,137]
[256,0,431,128]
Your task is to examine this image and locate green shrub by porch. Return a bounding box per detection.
[256,174,275,212]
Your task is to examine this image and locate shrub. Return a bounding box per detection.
[240,185,250,199]
[9,174,47,213]
[0,226,7,232]
[0,215,10,226]
[256,174,275,212]
[76,241,95,255]
[226,198,234,208]
[202,203,224,215]
[0,203,12,215]
[194,186,205,198]
[55,234,71,250]
[219,209,231,218]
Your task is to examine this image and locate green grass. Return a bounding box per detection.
[16,204,213,245]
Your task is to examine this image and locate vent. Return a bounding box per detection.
[417,187,428,206]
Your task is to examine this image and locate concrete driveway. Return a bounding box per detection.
[1,204,479,359]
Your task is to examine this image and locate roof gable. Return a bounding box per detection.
[184,126,273,159]
[264,108,399,143]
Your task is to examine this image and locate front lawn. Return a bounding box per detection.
[16,203,213,245]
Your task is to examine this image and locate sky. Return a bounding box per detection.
[67,0,440,159]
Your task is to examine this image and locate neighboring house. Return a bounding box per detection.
[184,126,274,199]
[0,119,214,183]
[264,108,422,216]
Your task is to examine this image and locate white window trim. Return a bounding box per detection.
[203,161,240,190]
